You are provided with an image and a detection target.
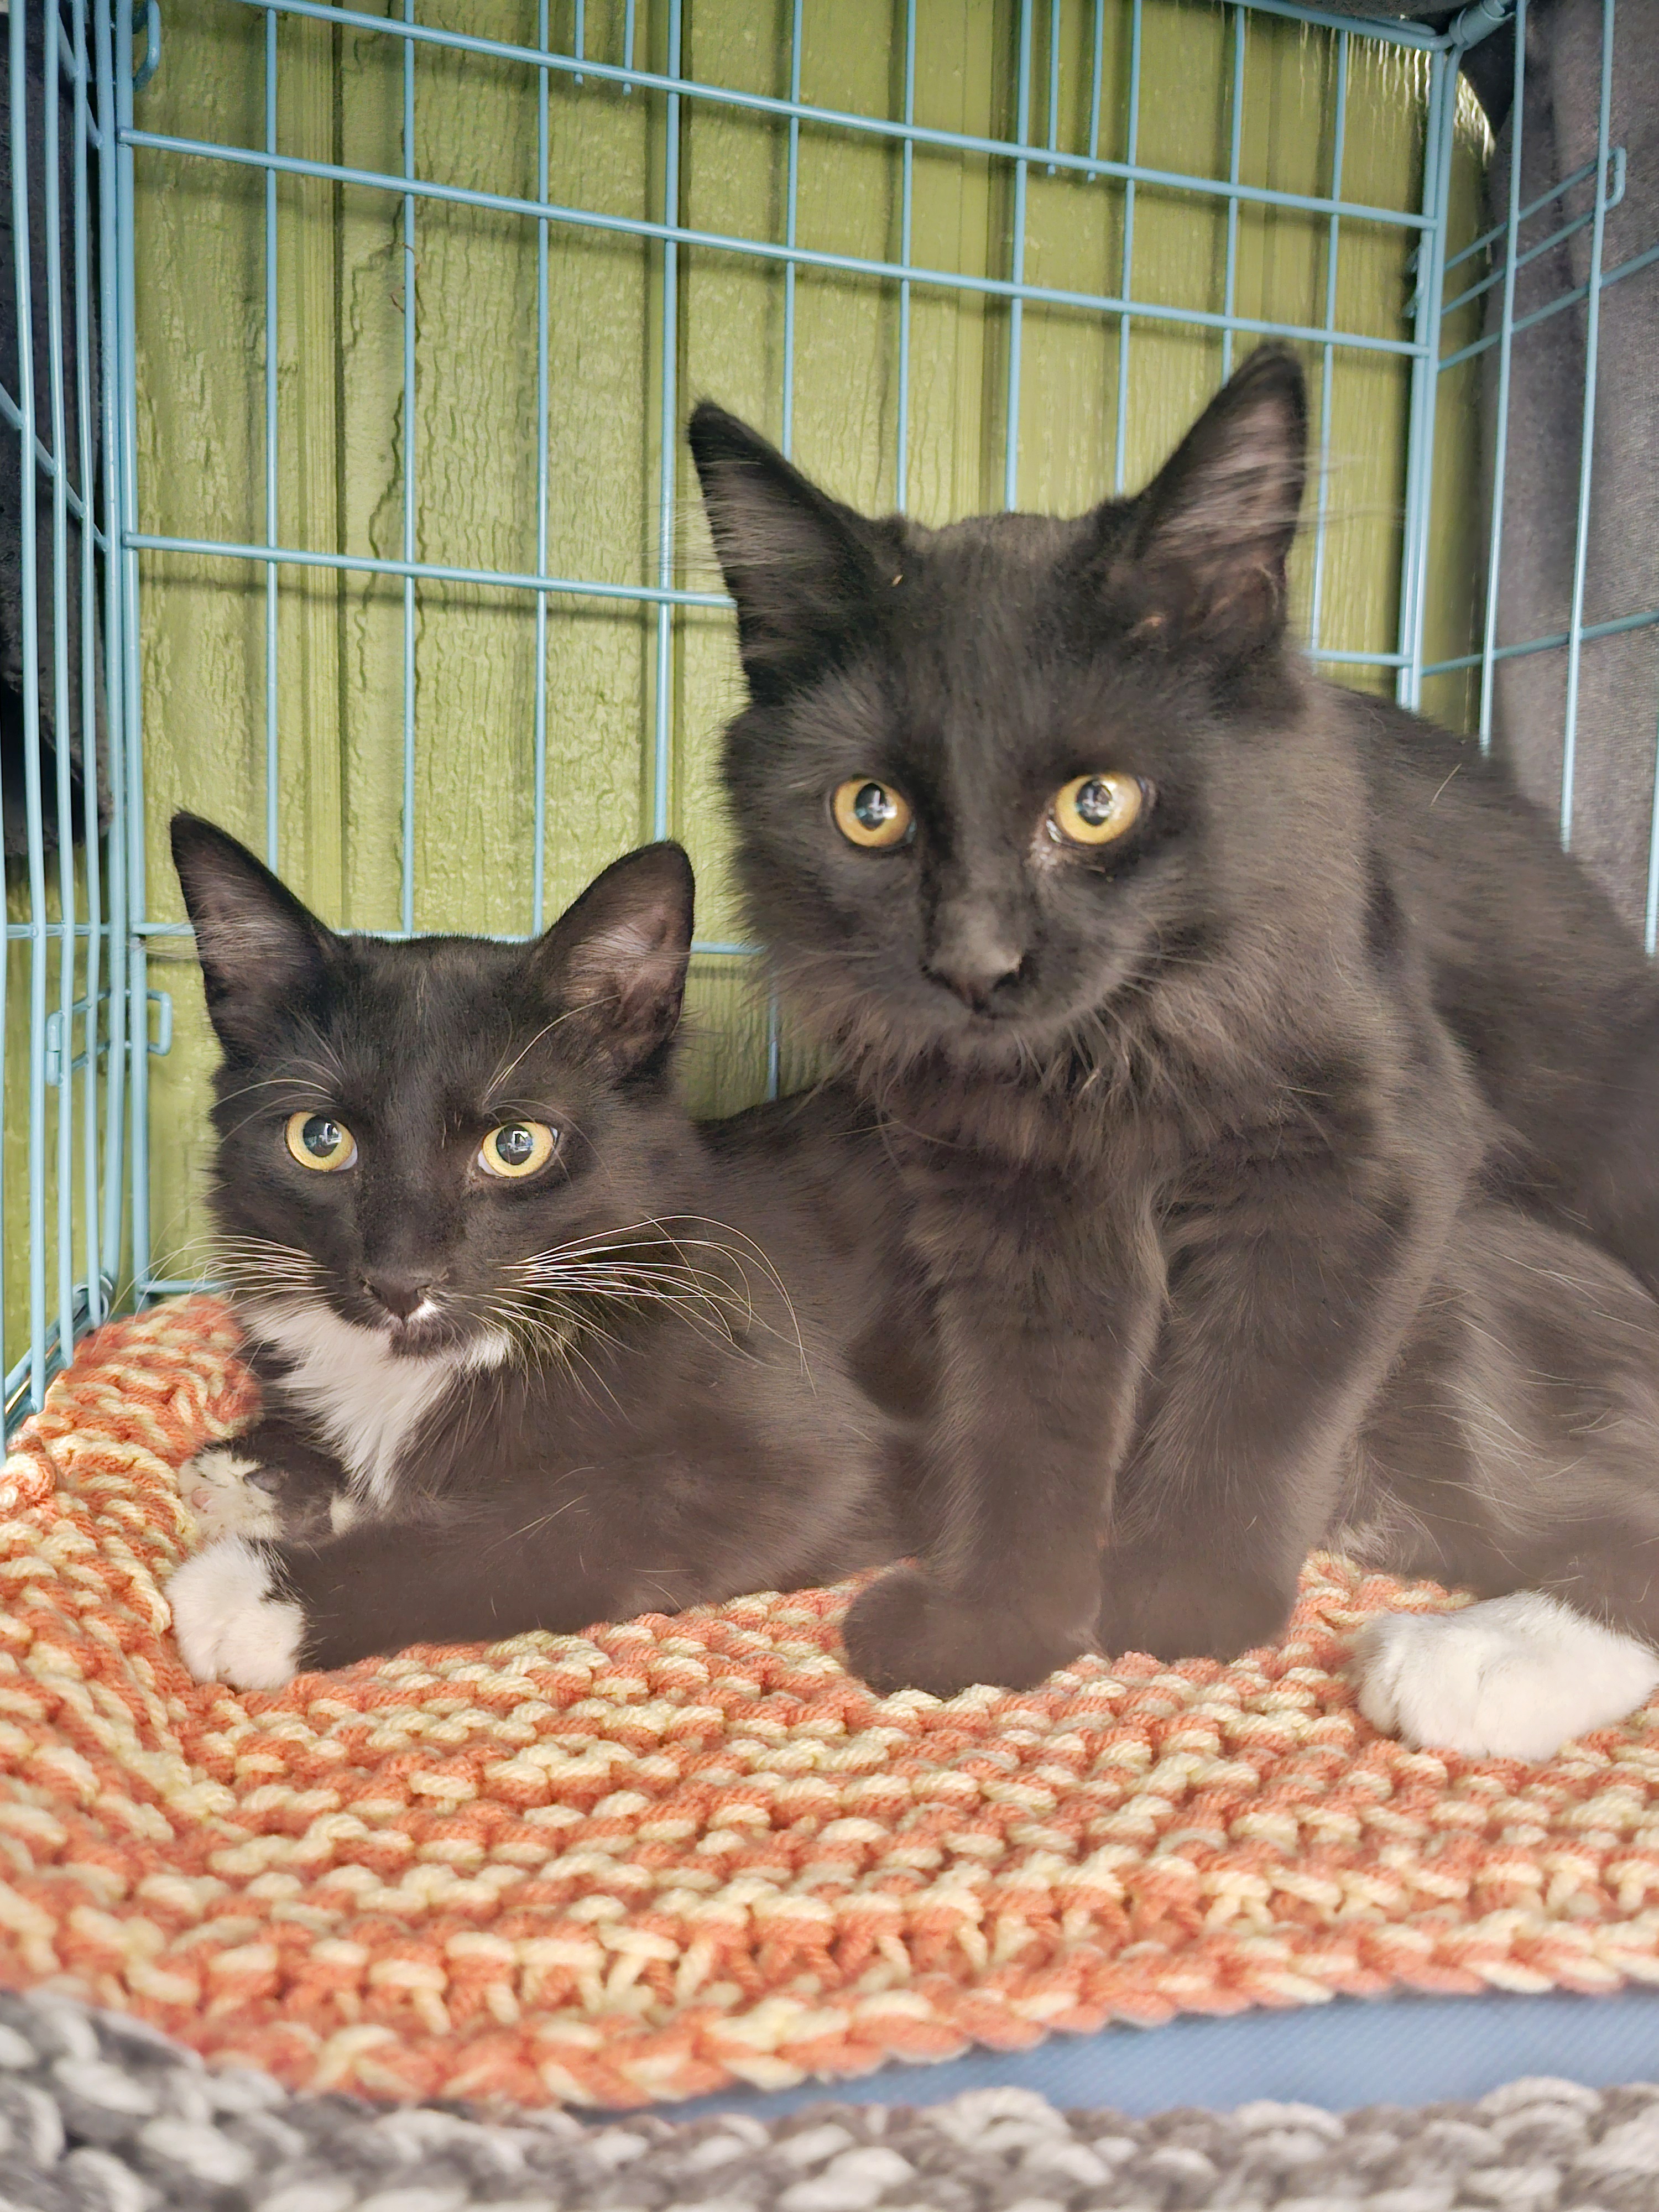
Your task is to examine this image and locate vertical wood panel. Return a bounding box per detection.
[280,2,347,916]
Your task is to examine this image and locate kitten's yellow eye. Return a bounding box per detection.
[1048,773,1144,847]
[832,778,914,849]
[285,1112,357,1172]
[478,1121,557,1180]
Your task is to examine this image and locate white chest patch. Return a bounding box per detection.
[246,1300,510,1509]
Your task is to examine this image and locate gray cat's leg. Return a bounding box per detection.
[1344,1204,1659,1759]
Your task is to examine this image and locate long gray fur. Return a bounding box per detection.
[1,1989,1656,2211]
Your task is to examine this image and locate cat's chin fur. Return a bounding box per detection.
[244,1297,512,1511]
[773,912,1182,1092]
[775,902,1316,1157]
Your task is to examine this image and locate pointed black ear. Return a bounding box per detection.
[527,842,695,1077]
[687,401,890,701]
[170,813,338,1060]
[1108,347,1307,654]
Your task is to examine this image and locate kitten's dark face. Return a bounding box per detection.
[171,820,696,1359]
[690,349,1312,1072]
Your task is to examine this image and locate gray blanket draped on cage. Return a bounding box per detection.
[1483,0,1658,936]
[1322,0,1657,935]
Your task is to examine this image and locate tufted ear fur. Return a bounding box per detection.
[171,813,339,1061]
[525,841,695,1078]
[1102,347,1307,657]
[687,402,894,702]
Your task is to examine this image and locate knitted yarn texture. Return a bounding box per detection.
[2,1300,1659,2109]
[4,1989,1659,2212]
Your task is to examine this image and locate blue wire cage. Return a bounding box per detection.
[2,0,1655,1428]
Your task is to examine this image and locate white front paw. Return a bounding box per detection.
[166,1538,304,1689]
[181,1447,283,1545]
[1352,1593,1659,1761]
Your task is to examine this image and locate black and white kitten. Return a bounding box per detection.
[688,351,1659,1758]
[165,817,932,1689]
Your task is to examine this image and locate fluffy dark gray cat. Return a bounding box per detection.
[165,820,933,1689]
[688,348,1659,1759]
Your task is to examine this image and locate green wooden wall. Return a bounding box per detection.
[5,0,1490,1343]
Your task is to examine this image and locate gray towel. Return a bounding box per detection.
[3,1986,1659,2212]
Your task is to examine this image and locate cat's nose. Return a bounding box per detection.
[925,929,1025,1013]
[362,1271,434,1320]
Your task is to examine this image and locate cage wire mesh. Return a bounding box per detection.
[3,0,127,1430]
[1,0,1653,1427]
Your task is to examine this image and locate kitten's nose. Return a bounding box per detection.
[362,1271,433,1320]
[925,924,1025,1013]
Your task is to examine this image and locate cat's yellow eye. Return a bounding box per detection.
[832,778,914,850]
[478,1121,557,1180]
[285,1111,357,1172]
[1048,772,1144,847]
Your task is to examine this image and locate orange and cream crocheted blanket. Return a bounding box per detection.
[2,1296,1658,2109]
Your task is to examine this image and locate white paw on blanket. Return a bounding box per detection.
[1351,1592,1659,1761]
[167,1537,303,1689]
[180,1446,282,1544]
